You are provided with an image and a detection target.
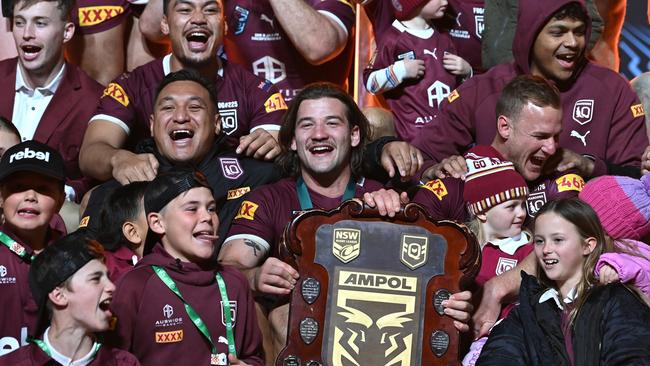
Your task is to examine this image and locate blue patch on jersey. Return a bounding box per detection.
[257,80,274,92]
[233,6,249,36]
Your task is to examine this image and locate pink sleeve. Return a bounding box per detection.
[595,239,650,298]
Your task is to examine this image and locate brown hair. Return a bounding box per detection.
[495,75,561,122]
[14,0,73,20]
[276,82,371,180]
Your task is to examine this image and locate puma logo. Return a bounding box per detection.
[570,130,590,146]
[260,13,274,28]
[424,48,437,59]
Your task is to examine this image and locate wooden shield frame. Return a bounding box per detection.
[275,200,480,366]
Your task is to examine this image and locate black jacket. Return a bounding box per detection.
[477,272,650,366]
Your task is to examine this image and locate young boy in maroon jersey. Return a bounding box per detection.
[0,231,140,365]
[364,0,472,147]
[109,170,263,366]
[0,140,66,356]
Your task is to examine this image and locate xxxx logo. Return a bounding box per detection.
[235,200,258,220]
[422,179,447,200]
[155,330,183,343]
[79,6,124,27]
[102,83,129,107]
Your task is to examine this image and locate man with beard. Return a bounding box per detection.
[79,0,287,185]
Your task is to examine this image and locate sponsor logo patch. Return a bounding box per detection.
[79,6,124,27]
[220,158,243,179]
[264,93,288,113]
[235,201,258,220]
[227,187,250,200]
[422,179,448,200]
[155,329,183,343]
[631,103,645,118]
[332,228,361,263]
[555,174,585,193]
[401,234,428,270]
[447,89,459,103]
[102,83,129,107]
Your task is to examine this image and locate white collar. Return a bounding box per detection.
[15,62,65,95]
[162,54,223,77]
[490,232,531,255]
[43,327,99,366]
[538,287,577,310]
[392,19,434,39]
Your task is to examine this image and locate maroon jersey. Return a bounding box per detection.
[0,342,140,366]
[104,246,138,283]
[364,21,460,147]
[412,146,584,224]
[418,0,647,173]
[110,245,263,366]
[225,177,384,255]
[475,235,533,287]
[92,55,285,149]
[448,0,484,72]
[0,225,62,356]
[223,0,356,101]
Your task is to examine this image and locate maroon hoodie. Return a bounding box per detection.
[0,343,140,366]
[110,245,263,366]
[416,0,647,176]
[0,225,63,357]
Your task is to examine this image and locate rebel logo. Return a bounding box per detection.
[9,148,50,164]
[572,99,594,125]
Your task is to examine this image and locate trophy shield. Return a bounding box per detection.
[276,200,480,366]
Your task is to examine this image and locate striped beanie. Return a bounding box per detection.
[579,175,650,240]
[463,146,529,215]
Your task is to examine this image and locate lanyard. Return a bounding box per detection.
[296,177,357,210]
[0,231,34,262]
[152,266,236,362]
[31,337,102,361]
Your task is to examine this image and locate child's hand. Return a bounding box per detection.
[599,264,620,284]
[403,59,425,79]
[228,354,251,365]
[443,53,472,78]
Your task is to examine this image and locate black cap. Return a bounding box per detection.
[0,140,65,182]
[144,170,212,215]
[28,231,104,337]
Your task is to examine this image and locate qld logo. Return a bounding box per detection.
[401,234,428,270]
[572,99,594,125]
[220,158,243,179]
[332,228,361,263]
[496,258,518,275]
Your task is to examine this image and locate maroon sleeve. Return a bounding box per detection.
[312,0,356,31]
[225,188,278,252]
[605,78,648,168]
[411,178,469,222]
[246,78,286,132]
[93,74,138,132]
[362,31,399,90]
[108,269,150,351]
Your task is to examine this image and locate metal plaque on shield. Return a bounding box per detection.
[276,201,480,366]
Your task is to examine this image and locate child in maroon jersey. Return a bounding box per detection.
[364,0,472,147]
[0,141,66,356]
[0,232,140,365]
[461,146,533,365]
[109,170,263,366]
